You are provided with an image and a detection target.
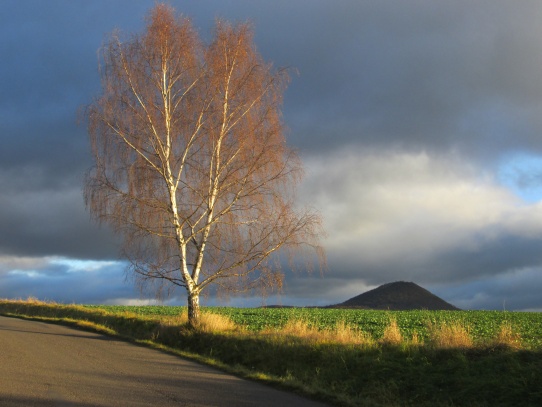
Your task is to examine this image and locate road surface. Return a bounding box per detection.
[0,315,329,406]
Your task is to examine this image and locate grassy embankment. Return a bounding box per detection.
[1,299,541,407]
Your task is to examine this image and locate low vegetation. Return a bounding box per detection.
[1,299,541,406]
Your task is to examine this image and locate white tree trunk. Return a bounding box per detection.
[187,291,200,327]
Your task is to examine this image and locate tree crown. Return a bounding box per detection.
[85,4,324,303]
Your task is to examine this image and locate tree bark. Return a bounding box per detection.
[188,292,200,327]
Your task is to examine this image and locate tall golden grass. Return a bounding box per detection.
[156,311,238,334]
[428,321,473,348]
[492,322,522,349]
[379,317,403,346]
[265,318,374,346]
[195,312,239,333]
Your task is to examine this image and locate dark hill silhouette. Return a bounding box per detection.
[331,281,459,310]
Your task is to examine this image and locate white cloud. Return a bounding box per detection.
[0,255,51,275]
[102,298,166,306]
[50,258,121,273]
[299,148,542,287]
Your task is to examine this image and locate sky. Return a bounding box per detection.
[2,0,542,310]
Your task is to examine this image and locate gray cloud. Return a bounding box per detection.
[246,1,542,160]
[0,181,118,259]
[430,266,542,311]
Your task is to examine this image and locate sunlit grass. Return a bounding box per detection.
[428,321,473,349]
[492,321,522,349]
[263,318,374,346]
[379,317,403,346]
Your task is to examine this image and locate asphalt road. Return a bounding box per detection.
[0,316,329,406]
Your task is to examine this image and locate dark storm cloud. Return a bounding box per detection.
[0,184,119,259]
[1,1,148,175]
[5,0,542,168]
[0,1,149,259]
[237,1,542,159]
[144,1,542,157]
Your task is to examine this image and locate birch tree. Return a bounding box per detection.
[84,4,323,326]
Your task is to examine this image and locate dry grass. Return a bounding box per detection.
[267,318,373,346]
[492,322,522,349]
[24,296,44,304]
[9,296,50,305]
[191,314,520,351]
[276,319,320,341]
[194,312,238,333]
[379,318,403,346]
[333,320,373,345]
[428,321,473,349]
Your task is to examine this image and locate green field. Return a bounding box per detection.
[83,305,542,348]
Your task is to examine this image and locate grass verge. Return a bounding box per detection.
[1,299,541,406]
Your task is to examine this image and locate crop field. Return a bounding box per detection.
[83,305,542,348]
